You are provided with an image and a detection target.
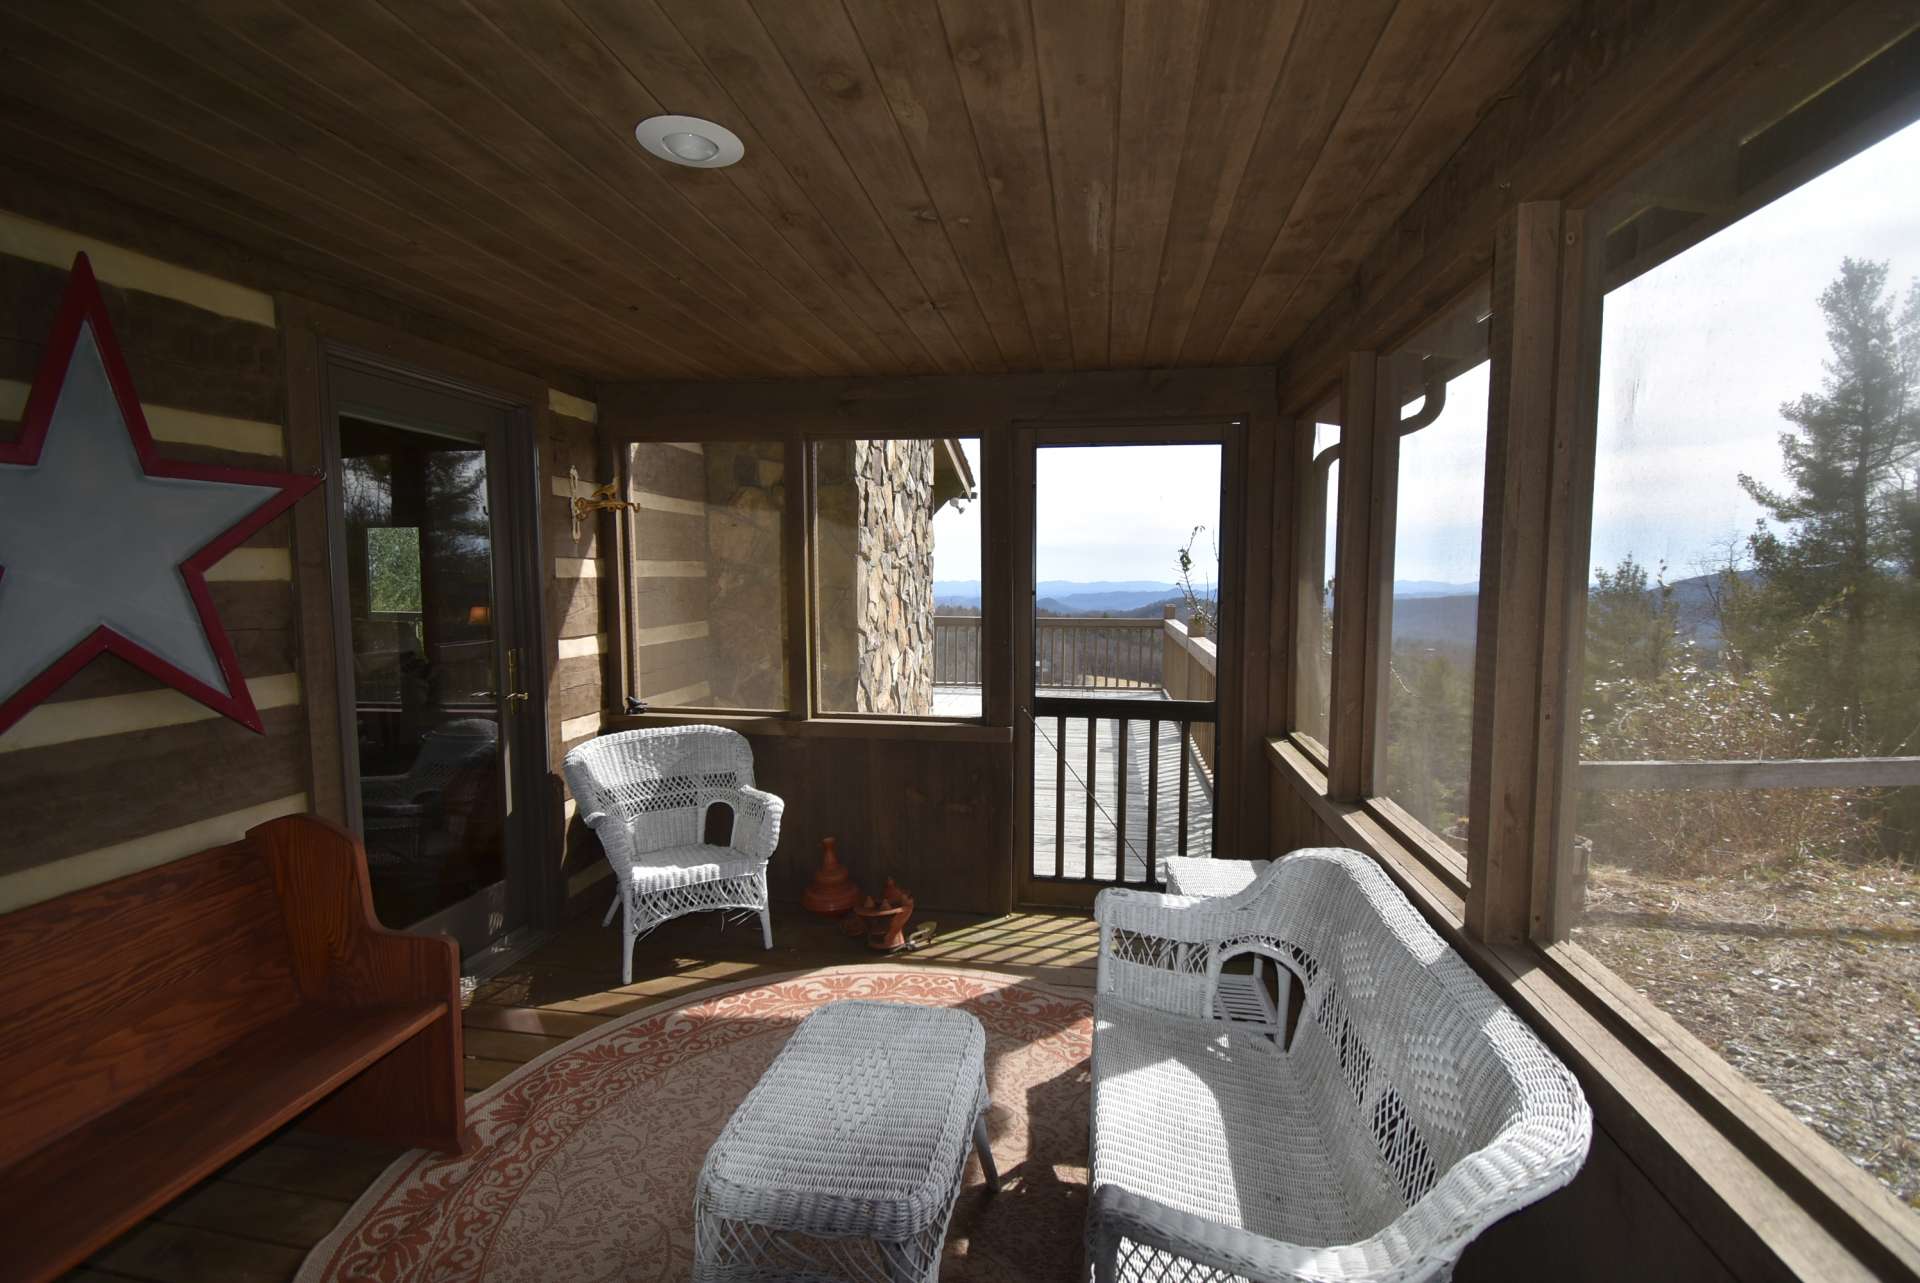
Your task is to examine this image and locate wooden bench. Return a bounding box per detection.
[0,813,471,1283]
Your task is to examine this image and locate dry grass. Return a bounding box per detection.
[1573,857,1920,1207]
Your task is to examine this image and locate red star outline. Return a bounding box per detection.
[0,253,320,736]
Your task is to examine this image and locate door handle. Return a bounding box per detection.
[504,648,530,707]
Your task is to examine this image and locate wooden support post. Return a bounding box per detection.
[1326,352,1380,801]
[1287,413,1324,745]
[785,433,813,718]
[601,431,633,711]
[1361,357,1403,797]
[1467,201,1583,945]
[1533,207,1607,943]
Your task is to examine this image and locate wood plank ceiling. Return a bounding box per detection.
[0,0,1576,382]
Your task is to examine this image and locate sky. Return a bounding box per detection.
[933,439,1224,587]
[1584,118,1920,582]
[935,118,1920,592]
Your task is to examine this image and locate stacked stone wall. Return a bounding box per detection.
[815,439,937,715]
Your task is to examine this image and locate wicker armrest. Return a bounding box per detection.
[1087,1183,1338,1283]
[704,785,784,862]
[578,806,638,879]
[1094,887,1254,945]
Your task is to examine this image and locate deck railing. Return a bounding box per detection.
[1160,612,1217,771]
[932,615,986,685]
[1031,694,1215,884]
[926,608,1227,886]
[934,610,1216,694]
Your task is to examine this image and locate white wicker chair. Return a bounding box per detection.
[562,726,785,984]
[1089,847,1591,1283]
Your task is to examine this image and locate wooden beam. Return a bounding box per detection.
[1533,207,1606,944]
[1283,410,1320,742]
[981,426,1015,731]
[1324,351,1377,801]
[1226,412,1275,854]
[1466,202,1564,945]
[1359,355,1402,797]
[785,434,812,718]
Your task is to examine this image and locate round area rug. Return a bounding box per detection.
[298,966,1094,1282]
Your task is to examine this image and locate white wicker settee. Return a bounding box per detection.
[1089,848,1591,1283]
[562,726,784,984]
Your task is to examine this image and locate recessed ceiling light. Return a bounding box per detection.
[635,115,743,169]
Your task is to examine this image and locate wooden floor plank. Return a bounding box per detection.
[463,1058,523,1093]
[154,1181,352,1251]
[461,1027,569,1062]
[86,1223,304,1283]
[217,1139,399,1203]
[459,1002,612,1039]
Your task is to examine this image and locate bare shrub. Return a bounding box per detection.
[1580,663,1878,876]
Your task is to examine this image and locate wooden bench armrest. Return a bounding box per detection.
[251,813,462,1009]
[249,814,471,1154]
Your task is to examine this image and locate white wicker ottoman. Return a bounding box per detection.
[693,1000,999,1283]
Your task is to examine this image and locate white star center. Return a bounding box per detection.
[0,322,281,701]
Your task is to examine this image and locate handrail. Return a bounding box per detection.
[1029,616,1165,630]
[934,614,1165,629]
[933,613,1218,692]
[1162,618,1217,676]
[1578,756,1920,791]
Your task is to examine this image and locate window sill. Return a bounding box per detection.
[602,711,1013,745]
[1267,737,1920,1283]
[1267,736,1469,903]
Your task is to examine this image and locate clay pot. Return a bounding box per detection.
[801,836,861,916]
[854,881,915,952]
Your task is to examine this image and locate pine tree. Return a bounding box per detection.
[1739,257,1920,750]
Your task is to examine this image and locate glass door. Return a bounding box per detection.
[1018,435,1228,907]
[326,362,540,957]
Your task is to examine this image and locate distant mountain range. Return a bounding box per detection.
[1392,580,1477,598]
[935,579,1177,608]
[936,571,1736,654]
[935,579,1477,613]
[1376,569,1742,655]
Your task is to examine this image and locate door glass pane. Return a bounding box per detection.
[340,416,504,929]
[812,437,981,717]
[624,441,788,711]
[1031,443,1220,884]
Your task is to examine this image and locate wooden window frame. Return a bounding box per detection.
[1283,388,1343,772]
[604,422,1010,742]
[1315,285,1493,898]
[801,431,991,727]
[607,428,802,719]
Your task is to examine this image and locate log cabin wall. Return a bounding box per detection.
[541,391,617,910]
[0,212,309,914]
[0,191,610,927]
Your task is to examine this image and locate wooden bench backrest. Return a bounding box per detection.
[0,838,302,1168]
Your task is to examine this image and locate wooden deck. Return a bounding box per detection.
[58,908,1095,1283]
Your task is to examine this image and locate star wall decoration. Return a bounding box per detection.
[0,253,319,737]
